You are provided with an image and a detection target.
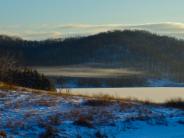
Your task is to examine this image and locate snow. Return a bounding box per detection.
[0,90,184,138]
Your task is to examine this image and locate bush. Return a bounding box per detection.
[0,130,7,138]
[74,116,93,128]
[84,99,112,106]
[164,98,184,110]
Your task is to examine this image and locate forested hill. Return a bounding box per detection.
[0,30,184,71]
[0,31,184,65]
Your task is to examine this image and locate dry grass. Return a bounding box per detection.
[33,98,58,107]
[1,81,184,112]
[0,82,15,91]
[74,116,93,128]
[0,130,7,138]
[164,98,184,110]
[84,99,113,106]
[140,100,157,106]
[0,82,157,106]
[91,94,116,100]
[119,101,134,111]
[0,82,56,95]
[83,94,118,106]
[64,105,115,127]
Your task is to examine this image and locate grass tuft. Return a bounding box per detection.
[74,116,93,128]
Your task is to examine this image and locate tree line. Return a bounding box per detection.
[1,30,184,81]
[0,53,54,90]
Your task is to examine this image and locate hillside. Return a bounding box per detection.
[1,30,184,84]
[0,89,184,138]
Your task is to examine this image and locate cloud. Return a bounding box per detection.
[0,31,63,40]
[130,22,184,33]
[53,24,125,30]
[1,22,184,40]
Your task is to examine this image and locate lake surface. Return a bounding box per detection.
[58,88,184,103]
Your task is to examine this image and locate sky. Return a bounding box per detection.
[0,0,184,40]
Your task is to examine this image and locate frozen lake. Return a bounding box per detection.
[58,88,184,103]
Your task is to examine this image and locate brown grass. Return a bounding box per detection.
[39,125,59,138]
[119,101,134,111]
[164,98,184,110]
[74,116,93,128]
[0,130,7,138]
[0,82,15,91]
[33,98,58,107]
[2,81,184,112]
[83,94,117,106]
[84,99,113,106]
[0,81,56,95]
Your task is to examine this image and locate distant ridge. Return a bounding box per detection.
[0,30,184,81]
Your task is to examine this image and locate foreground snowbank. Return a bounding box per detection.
[0,90,184,138]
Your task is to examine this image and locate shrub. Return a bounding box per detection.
[164,98,184,110]
[74,116,93,128]
[34,98,57,107]
[0,131,7,138]
[119,101,134,111]
[84,99,112,106]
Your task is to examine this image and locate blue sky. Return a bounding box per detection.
[0,0,184,40]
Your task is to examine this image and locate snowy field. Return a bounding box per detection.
[58,88,184,103]
[0,89,184,138]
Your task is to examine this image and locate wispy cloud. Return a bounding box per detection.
[1,22,184,40]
